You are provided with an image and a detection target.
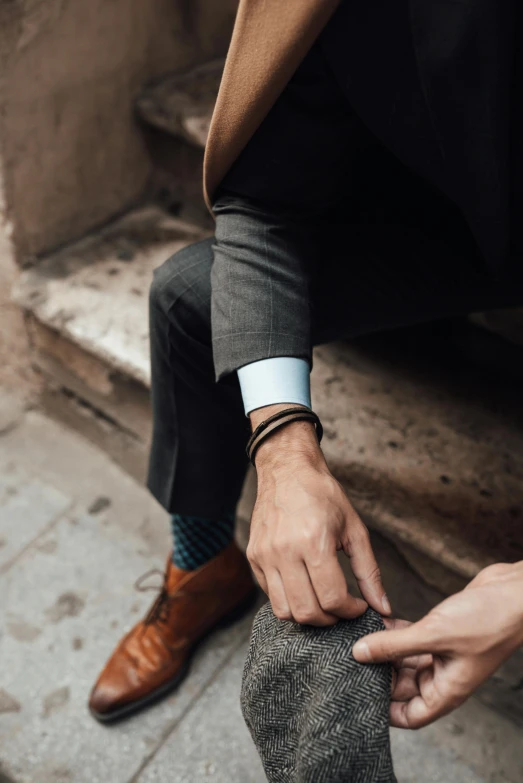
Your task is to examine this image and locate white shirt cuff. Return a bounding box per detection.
[237,357,311,416]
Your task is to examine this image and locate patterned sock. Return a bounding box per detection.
[171,512,235,571]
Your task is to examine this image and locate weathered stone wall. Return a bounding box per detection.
[0,3,36,398]
[0,163,36,399]
[0,0,236,396]
[0,0,237,261]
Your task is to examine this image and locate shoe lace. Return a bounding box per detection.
[135,568,177,627]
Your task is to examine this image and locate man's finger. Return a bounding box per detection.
[390,691,451,730]
[307,553,368,620]
[344,523,391,616]
[390,697,436,729]
[352,621,436,663]
[398,652,433,671]
[280,561,337,626]
[264,568,293,622]
[392,668,420,702]
[250,561,268,594]
[382,619,432,669]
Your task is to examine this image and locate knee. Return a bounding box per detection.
[149,246,185,315]
[149,238,213,331]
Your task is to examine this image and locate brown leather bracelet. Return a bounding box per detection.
[246,407,323,466]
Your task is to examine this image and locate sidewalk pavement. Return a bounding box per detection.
[0,394,522,783]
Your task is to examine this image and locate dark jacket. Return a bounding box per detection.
[208,1,522,379]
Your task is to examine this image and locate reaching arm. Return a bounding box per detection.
[210,41,389,625]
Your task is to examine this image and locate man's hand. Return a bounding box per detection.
[247,404,391,626]
[353,561,523,728]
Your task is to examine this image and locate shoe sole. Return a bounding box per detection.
[89,587,259,725]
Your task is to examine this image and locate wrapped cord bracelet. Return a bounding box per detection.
[246,407,323,466]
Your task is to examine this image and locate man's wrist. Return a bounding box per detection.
[249,404,325,473]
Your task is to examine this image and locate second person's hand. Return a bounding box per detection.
[246,404,391,626]
[352,561,523,727]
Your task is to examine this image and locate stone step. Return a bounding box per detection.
[136,59,223,149]
[471,308,523,347]
[13,205,209,479]
[312,332,523,586]
[13,206,523,593]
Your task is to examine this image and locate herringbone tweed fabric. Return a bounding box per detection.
[241,604,396,783]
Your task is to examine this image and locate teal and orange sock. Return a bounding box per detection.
[171,512,235,571]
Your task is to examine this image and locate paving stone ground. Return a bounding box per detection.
[0,397,521,783]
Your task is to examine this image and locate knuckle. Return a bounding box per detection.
[258,542,273,562]
[300,526,318,544]
[320,593,344,613]
[294,609,319,626]
[246,544,259,565]
[248,540,270,565]
[272,535,292,555]
[276,528,320,558]
[294,527,320,552]
[273,607,293,622]
[366,564,383,586]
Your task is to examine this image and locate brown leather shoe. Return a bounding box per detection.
[89,541,257,722]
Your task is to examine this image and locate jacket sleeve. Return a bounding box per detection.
[210,40,363,381]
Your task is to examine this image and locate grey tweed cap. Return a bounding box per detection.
[241,604,396,783]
